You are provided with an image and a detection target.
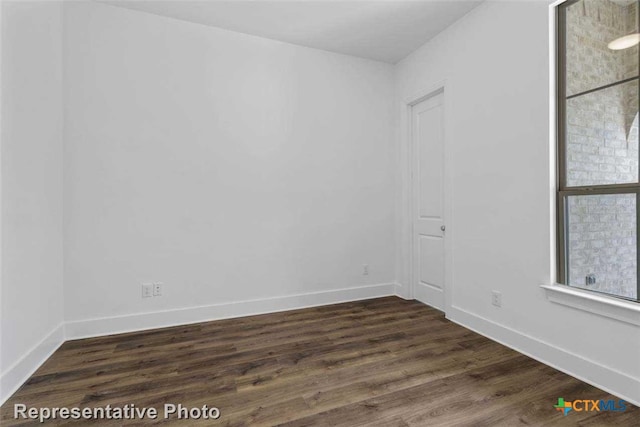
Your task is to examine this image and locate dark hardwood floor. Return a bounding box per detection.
[1,297,637,426]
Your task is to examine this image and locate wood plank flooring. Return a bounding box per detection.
[1,297,637,426]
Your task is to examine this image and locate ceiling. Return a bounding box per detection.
[102,1,482,63]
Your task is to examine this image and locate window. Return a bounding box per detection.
[557,0,639,302]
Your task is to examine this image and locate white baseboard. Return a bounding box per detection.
[414,282,444,311]
[0,323,65,406]
[447,305,640,408]
[65,283,397,340]
[394,282,410,299]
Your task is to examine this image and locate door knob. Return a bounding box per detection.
[441,225,446,232]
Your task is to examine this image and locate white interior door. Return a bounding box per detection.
[411,91,445,310]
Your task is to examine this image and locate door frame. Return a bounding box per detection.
[400,81,453,313]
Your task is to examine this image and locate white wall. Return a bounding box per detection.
[0,1,65,401]
[63,2,395,333]
[395,1,640,404]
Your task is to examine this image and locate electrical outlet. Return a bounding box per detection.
[491,291,502,307]
[142,283,153,298]
[363,264,369,276]
[153,282,163,296]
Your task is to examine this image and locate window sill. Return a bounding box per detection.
[541,284,640,327]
